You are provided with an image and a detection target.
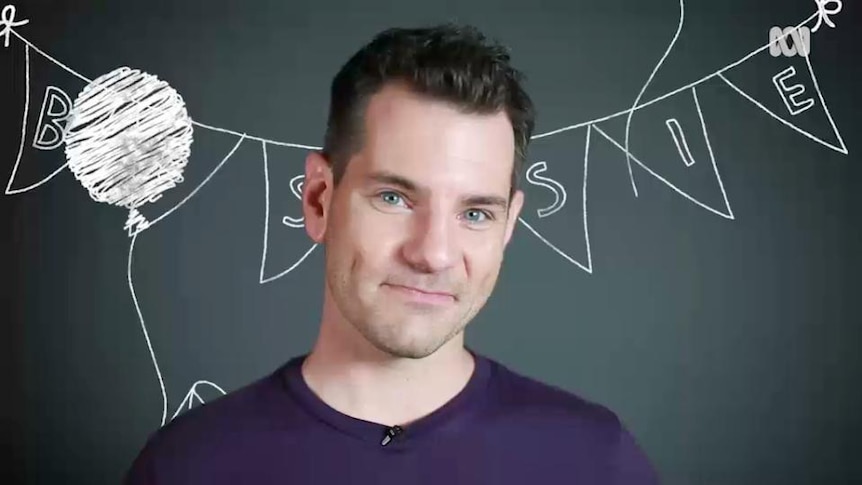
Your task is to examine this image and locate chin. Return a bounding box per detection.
[376,343,440,360]
[356,314,460,360]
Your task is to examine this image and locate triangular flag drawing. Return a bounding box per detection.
[171,380,226,420]
[0,0,849,282]
[3,38,86,194]
[520,125,592,273]
[718,31,847,155]
[259,140,318,284]
[594,86,734,220]
[131,127,247,236]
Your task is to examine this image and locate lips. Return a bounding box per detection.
[382,283,456,304]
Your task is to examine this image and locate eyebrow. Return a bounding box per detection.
[366,171,418,192]
[463,195,510,212]
[365,170,510,212]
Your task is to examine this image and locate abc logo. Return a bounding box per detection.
[769,26,811,58]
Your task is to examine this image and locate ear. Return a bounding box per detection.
[503,189,524,246]
[302,151,334,244]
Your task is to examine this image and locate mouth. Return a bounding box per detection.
[382,283,457,305]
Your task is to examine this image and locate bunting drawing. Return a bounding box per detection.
[0,0,848,425]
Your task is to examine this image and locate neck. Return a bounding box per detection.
[300,302,475,427]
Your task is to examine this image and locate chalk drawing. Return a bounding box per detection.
[0,0,849,424]
[525,161,568,218]
[63,67,194,235]
[259,141,318,284]
[518,125,593,274]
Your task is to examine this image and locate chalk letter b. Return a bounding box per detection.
[32,86,72,150]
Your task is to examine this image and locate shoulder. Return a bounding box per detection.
[123,366,297,483]
[486,356,622,432]
[160,368,292,439]
[482,357,660,483]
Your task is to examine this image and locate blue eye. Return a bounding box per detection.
[463,209,490,223]
[379,191,406,206]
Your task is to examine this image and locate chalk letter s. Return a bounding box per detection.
[525,161,567,218]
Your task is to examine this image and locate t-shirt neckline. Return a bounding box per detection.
[280,346,493,449]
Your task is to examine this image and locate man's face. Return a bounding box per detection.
[303,83,524,359]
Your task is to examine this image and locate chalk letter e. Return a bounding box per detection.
[32,86,72,150]
[772,66,815,116]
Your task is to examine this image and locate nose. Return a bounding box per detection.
[401,207,459,274]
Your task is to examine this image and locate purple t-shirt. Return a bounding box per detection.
[125,348,660,484]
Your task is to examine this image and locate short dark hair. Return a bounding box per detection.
[322,23,536,198]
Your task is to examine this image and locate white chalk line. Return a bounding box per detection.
[139,134,246,234]
[798,39,847,155]
[591,87,735,221]
[518,125,593,274]
[715,59,847,155]
[531,10,822,139]
[127,130,242,425]
[259,140,318,284]
[128,230,169,427]
[4,44,70,195]
[9,29,320,151]
[172,380,226,420]
[193,120,320,150]
[8,8,831,153]
[692,85,733,220]
[132,227,229,426]
[623,0,686,198]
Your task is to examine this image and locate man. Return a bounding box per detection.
[125,24,659,484]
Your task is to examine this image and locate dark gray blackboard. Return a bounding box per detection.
[2,0,860,483]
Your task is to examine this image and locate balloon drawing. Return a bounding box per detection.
[64,67,194,236]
